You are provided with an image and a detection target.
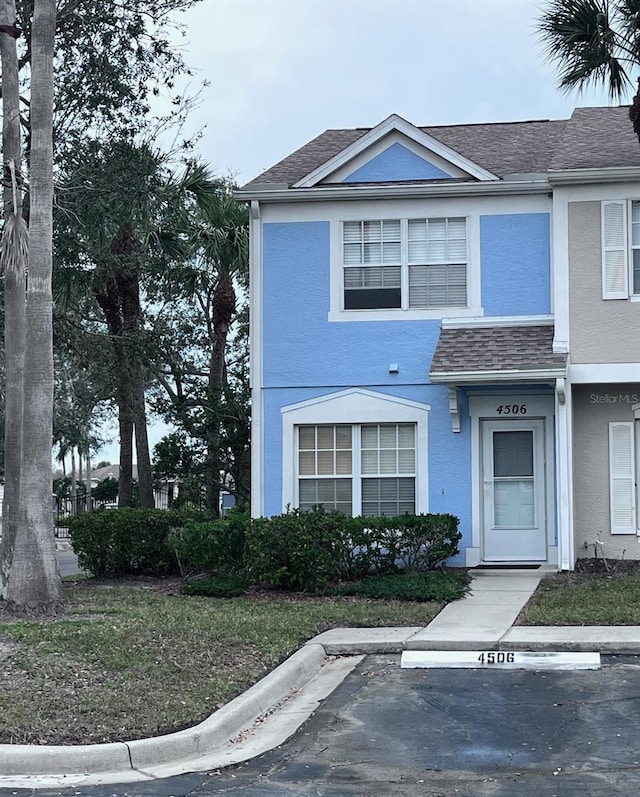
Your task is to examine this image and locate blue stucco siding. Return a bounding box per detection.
[480,213,551,316]
[262,384,472,566]
[262,221,441,387]
[342,142,450,183]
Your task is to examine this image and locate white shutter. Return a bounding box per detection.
[609,422,636,534]
[602,201,628,299]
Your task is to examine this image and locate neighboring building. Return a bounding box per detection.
[237,106,640,569]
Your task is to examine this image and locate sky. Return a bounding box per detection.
[94,0,629,465]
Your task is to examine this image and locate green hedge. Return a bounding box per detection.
[244,508,461,592]
[68,508,191,577]
[333,571,470,602]
[169,510,248,578]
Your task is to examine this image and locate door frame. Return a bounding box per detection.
[467,392,557,567]
[481,418,546,562]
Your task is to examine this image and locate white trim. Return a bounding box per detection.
[555,378,574,569]
[552,192,569,352]
[442,314,554,329]
[569,364,640,383]
[249,201,264,518]
[430,368,565,384]
[281,388,430,515]
[293,114,499,188]
[236,180,552,204]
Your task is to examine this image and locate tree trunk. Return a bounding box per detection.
[118,401,134,507]
[205,273,236,515]
[0,0,27,596]
[86,450,92,511]
[133,382,154,507]
[70,446,77,501]
[6,0,61,610]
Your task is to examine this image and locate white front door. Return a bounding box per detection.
[481,419,546,562]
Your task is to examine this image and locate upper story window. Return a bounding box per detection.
[602,200,640,299]
[342,217,467,311]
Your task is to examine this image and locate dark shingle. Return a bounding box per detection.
[243,119,566,188]
[430,325,566,376]
[550,105,640,170]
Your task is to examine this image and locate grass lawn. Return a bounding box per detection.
[518,572,640,626]
[0,579,444,746]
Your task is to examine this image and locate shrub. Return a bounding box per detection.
[333,571,470,602]
[245,507,346,592]
[382,513,462,573]
[182,573,249,598]
[68,508,187,577]
[169,509,249,578]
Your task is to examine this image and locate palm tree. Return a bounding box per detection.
[539,0,640,137]
[5,0,62,609]
[0,0,27,595]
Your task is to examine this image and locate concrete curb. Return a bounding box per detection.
[0,643,326,778]
[3,619,640,782]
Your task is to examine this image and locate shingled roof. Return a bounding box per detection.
[429,325,566,379]
[243,105,639,189]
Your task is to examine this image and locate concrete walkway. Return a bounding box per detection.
[4,570,640,787]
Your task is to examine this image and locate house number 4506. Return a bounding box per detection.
[496,404,527,415]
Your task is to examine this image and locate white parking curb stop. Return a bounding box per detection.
[400,650,601,670]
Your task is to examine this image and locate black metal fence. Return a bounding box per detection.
[54,487,182,538]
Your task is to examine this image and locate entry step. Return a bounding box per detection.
[401,650,601,670]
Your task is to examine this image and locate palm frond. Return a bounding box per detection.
[539,0,633,98]
[0,213,28,277]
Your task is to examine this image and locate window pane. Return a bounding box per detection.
[336,450,352,474]
[382,220,401,240]
[317,450,335,475]
[299,451,316,475]
[299,426,315,450]
[361,425,378,448]
[493,431,534,477]
[379,450,397,473]
[317,426,335,450]
[344,286,401,310]
[363,220,382,242]
[343,243,362,265]
[361,449,379,474]
[298,479,352,514]
[634,250,640,295]
[361,478,415,516]
[398,449,415,472]
[382,241,401,262]
[398,424,415,447]
[409,264,467,307]
[363,242,382,263]
[336,426,352,448]
[379,425,397,448]
[343,221,362,242]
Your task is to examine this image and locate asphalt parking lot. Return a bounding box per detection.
[5,652,640,797]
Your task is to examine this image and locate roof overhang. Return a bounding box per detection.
[235,178,552,204]
[548,166,640,185]
[430,367,566,386]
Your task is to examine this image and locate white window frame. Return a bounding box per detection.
[601,199,640,300]
[296,422,417,515]
[329,212,482,322]
[282,388,430,515]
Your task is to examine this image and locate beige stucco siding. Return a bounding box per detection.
[568,201,640,363]
[573,384,640,560]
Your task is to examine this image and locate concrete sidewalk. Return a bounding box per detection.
[4,571,640,787]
